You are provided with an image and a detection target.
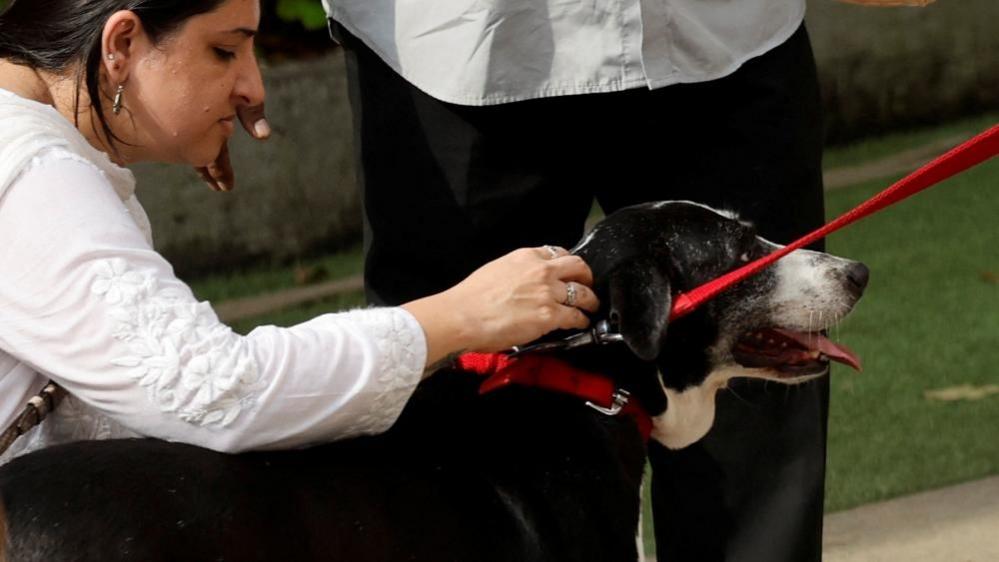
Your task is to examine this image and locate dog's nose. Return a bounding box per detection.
[845,262,870,296]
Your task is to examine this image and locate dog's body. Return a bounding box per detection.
[0,201,868,562]
[0,375,647,561]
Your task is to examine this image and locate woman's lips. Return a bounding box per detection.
[219,116,236,135]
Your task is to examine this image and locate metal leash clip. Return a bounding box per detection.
[586,388,631,416]
[507,319,624,357]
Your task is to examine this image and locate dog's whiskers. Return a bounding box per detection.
[726,382,755,406]
[817,310,824,345]
[808,310,816,344]
[784,382,796,400]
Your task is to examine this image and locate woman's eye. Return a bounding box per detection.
[213,47,237,61]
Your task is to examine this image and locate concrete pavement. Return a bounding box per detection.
[643,476,999,562]
[824,475,999,561]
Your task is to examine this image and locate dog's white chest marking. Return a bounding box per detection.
[651,370,728,449]
[651,367,772,449]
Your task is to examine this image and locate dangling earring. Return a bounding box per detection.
[112,84,125,115]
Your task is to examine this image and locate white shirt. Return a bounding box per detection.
[322,0,805,106]
[0,90,427,463]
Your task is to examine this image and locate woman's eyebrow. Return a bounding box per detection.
[225,28,257,38]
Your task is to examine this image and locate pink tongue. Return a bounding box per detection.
[772,329,863,371]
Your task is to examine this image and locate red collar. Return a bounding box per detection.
[457,352,653,442]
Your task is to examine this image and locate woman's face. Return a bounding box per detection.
[117,0,264,166]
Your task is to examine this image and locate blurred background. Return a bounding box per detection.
[2,0,996,557]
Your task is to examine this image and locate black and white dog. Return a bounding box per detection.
[0,201,867,562]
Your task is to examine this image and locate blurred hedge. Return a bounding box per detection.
[132,53,359,277]
[807,1,999,143]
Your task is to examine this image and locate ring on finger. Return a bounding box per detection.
[564,282,578,307]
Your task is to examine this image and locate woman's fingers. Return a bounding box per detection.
[533,247,599,312]
[541,246,593,294]
[547,254,595,288]
[196,167,223,192]
[198,142,235,192]
[559,281,600,312]
[558,306,591,331]
[198,107,268,193]
[553,281,599,313]
[237,103,271,139]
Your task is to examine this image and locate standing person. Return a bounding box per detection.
[323,1,832,559]
[0,0,599,464]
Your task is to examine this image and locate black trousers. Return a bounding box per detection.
[336,22,828,562]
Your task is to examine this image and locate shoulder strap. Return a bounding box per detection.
[0,382,67,458]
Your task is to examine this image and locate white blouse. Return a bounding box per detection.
[322,0,805,106]
[0,90,427,464]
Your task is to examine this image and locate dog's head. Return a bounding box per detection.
[571,201,868,449]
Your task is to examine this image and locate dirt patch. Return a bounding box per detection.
[822,135,969,189]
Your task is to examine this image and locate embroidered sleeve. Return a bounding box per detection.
[0,152,426,452]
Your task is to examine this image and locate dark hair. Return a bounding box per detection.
[0,0,228,151]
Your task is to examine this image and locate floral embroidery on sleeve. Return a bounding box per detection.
[334,308,425,436]
[91,258,262,428]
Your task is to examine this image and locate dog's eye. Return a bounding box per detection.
[738,228,760,261]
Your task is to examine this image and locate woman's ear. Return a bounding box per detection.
[607,257,672,362]
[100,11,145,85]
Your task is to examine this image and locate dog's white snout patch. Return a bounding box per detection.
[769,249,861,331]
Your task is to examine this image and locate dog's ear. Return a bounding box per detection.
[607,257,671,361]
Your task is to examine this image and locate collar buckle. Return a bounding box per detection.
[585,388,631,416]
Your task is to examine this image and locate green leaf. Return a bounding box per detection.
[275,0,328,31]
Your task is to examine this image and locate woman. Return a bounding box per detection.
[0,0,599,463]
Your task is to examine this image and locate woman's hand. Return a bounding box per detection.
[402,246,600,371]
[198,103,271,192]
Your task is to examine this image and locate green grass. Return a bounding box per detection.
[823,159,999,512]
[822,111,999,170]
[187,244,364,304]
[226,291,367,335]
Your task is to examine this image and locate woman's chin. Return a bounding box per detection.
[189,141,228,169]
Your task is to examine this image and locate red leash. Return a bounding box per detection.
[455,124,998,443]
[670,124,999,321]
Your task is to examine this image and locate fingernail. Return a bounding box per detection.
[218,181,229,192]
[254,119,271,138]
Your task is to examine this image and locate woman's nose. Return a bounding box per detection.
[234,55,266,108]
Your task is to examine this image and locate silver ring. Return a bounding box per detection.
[544,245,560,259]
[564,282,577,307]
